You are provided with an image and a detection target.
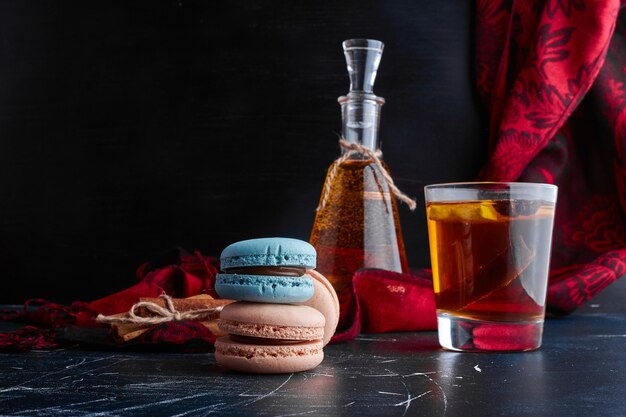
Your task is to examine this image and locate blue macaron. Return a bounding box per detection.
[216,237,317,303]
[220,237,316,270]
[215,274,314,303]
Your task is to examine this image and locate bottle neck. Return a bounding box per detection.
[338,93,385,154]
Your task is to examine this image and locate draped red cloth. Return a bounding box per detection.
[475,0,626,313]
[2,0,626,351]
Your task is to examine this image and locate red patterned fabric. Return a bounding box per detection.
[476,0,626,313]
[0,250,220,352]
[2,0,626,351]
[354,269,437,333]
[0,326,61,352]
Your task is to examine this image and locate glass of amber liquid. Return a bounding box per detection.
[425,182,557,351]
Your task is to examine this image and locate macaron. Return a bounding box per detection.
[215,337,323,374]
[215,274,314,303]
[215,302,325,374]
[216,237,316,303]
[299,269,340,346]
[220,237,316,270]
[219,302,325,340]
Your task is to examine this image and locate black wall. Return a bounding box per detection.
[0,1,486,304]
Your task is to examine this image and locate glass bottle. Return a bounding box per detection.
[310,39,409,299]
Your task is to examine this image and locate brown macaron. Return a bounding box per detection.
[218,302,325,341]
[215,336,324,374]
[299,269,340,346]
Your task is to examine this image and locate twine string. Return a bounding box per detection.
[96,293,223,325]
[316,138,417,211]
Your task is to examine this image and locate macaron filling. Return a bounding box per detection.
[223,266,306,277]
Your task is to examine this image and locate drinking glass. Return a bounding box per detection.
[424,182,557,351]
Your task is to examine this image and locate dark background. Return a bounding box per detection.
[0,1,485,304]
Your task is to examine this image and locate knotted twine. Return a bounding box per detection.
[96,293,223,325]
[317,138,417,211]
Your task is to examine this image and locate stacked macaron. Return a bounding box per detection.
[214,237,339,374]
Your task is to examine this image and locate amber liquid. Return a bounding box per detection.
[310,159,408,293]
[427,200,555,323]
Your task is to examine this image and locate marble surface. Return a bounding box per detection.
[1,280,625,416]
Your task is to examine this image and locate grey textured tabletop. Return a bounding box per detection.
[1,279,626,417]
